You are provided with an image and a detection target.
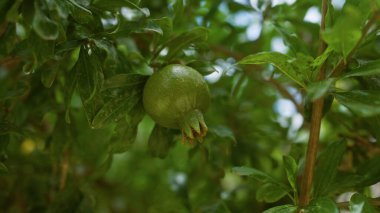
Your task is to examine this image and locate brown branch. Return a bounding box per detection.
[267,78,304,114]
[298,0,329,208]
[59,149,69,190]
[331,12,379,77]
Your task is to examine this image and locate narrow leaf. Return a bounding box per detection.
[239,52,306,87]
[313,141,346,197]
[283,155,297,193]
[356,156,380,187]
[163,27,208,61]
[256,183,289,203]
[334,90,380,117]
[232,166,290,190]
[312,47,333,70]
[342,60,380,78]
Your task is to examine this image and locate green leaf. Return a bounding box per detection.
[256,183,289,203]
[32,1,59,40]
[67,0,93,24]
[148,124,175,159]
[313,141,346,197]
[356,156,380,187]
[306,78,336,102]
[209,125,236,143]
[304,198,339,213]
[263,205,297,213]
[93,39,118,70]
[349,193,378,213]
[342,60,380,78]
[312,47,333,71]
[91,90,140,129]
[283,155,297,193]
[232,166,290,190]
[41,65,58,88]
[102,74,148,90]
[141,19,163,35]
[172,0,184,26]
[75,46,104,102]
[162,27,208,61]
[92,0,148,16]
[328,172,363,194]
[334,90,380,117]
[64,48,81,123]
[322,5,365,59]
[5,0,22,22]
[274,25,310,55]
[186,60,216,75]
[28,32,55,65]
[154,17,172,41]
[0,162,8,174]
[108,103,145,153]
[239,52,306,88]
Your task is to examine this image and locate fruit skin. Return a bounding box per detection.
[143,64,210,142]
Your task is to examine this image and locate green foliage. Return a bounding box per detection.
[349,193,378,213]
[1,0,380,212]
[313,141,347,197]
[239,52,307,87]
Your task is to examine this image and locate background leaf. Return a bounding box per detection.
[148,124,175,159]
[342,60,380,78]
[334,90,380,117]
[161,27,208,61]
[239,52,306,87]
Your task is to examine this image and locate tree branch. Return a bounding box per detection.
[267,78,303,114]
[298,0,329,208]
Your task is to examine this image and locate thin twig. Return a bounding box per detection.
[298,0,329,208]
[267,78,303,114]
[59,149,69,190]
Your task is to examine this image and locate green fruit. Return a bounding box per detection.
[143,64,210,143]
